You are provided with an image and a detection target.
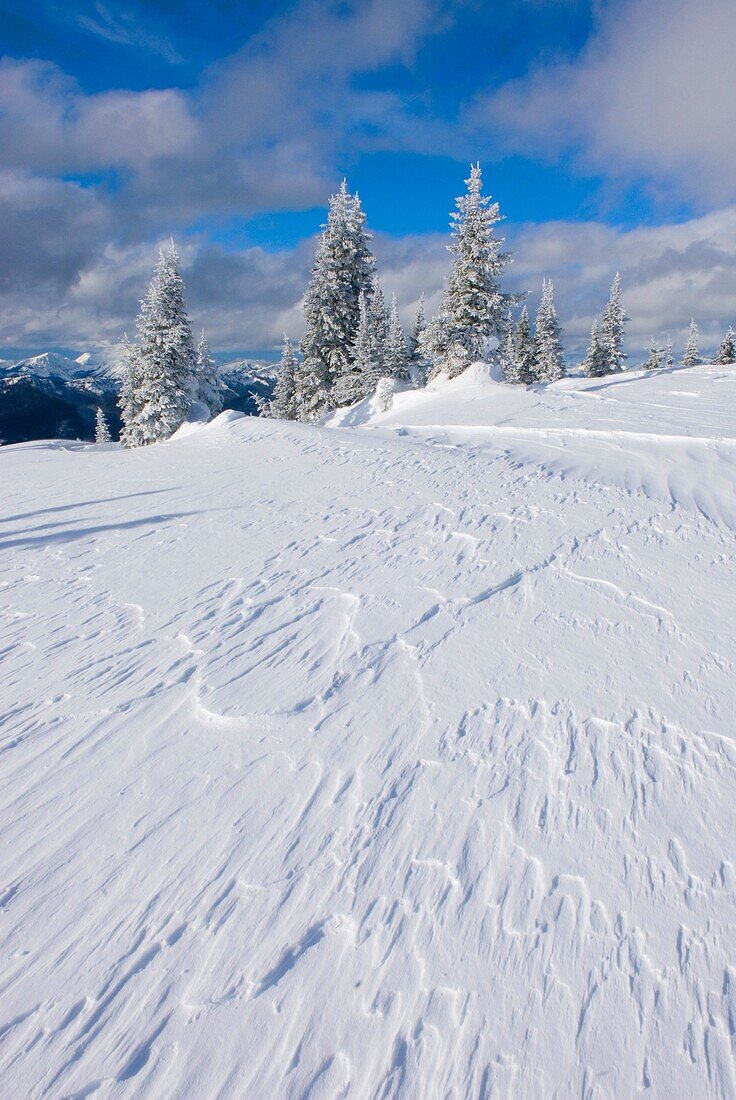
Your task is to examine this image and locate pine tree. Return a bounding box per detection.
[515,305,536,384]
[385,294,410,382]
[265,335,299,419]
[644,337,662,371]
[715,325,736,364]
[601,273,629,373]
[421,164,512,379]
[95,407,111,443]
[122,242,196,446]
[118,335,144,448]
[333,290,373,407]
[583,320,608,378]
[500,310,522,384]
[665,334,674,368]
[367,283,389,376]
[195,330,225,417]
[298,180,375,417]
[684,319,701,366]
[533,279,564,383]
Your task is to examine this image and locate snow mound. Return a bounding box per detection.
[2,367,736,1098]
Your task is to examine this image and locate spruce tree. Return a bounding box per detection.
[95,407,112,443]
[298,181,375,417]
[118,335,145,448]
[665,334,674,368]
[265,335,299,419]
[601,273,629,373]
[408,294,426,366]
[500,310,522,384]
[420,164,512,379]
[684,319,701,366]
[533,279,564,383]
[385,294,410,382]
[333,291,373,407]
[715,325,735,365]
[195,330,225,417]
[515,305,536,384]
[644,337,662,371]
[123,243,195,446]
[583,320,608,378]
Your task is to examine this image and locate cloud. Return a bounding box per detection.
[470,0,736,205]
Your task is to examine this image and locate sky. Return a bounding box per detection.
[1,0,736,362]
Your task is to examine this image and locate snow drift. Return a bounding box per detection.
[1,364,735,1098]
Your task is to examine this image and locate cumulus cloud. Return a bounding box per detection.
[471,0,736,205]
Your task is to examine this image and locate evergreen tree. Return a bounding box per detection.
[121,242,195,446]
[601,273,629,373]
[298,180,375,417]
[195,330,225,417]
[583,320,608,378]
[500,310,523,384]
[118,335,145,448]
[644,337,662,371]
[408,294,426,365]
[385,294,410,382]
[333,290,374,407]
[533,279,564,383]
[265,335,299,419]
[95,407,111,443]
[420,164,512,379]
[367,283,389,375]
[684,318,701,366]
[515,304,536,384]
[715,325,736,364]
[665,334,674,368]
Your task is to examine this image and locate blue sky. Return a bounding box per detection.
[1,0,735,359]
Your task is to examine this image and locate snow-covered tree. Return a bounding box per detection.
[118,335,145,448]
[683,319,701,366]
[420,164,512,379]
[665,334,674,368]
[601,273,629,374]
[333,290,374,407]
[385,294,410,382]
[120,242,196,446]
[515,305,536,384]
[644,337,662,371]
[95,407,111,443]
[298,180,375,417]
[499,310,521,383]
[715,325,736,364]
[408,294,427,385]
[533,279,564,383]
[583,320,608,378]
[265,335,299,419]
[195,330,225,417]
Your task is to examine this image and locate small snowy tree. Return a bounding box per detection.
[408,293,427,385]
[265,335,299,419]
[684,319,701,366]
[665,334,674,368]
[95,407,111,443]
[644,337,662,371]
[122,242,196,446]
[195,330,225,417]
[333,290,374,407]
[601,273,629,373]
[715,325,736,364]
[421,164,512,379]
[299,180,375,415]
[118,335,145,448]
[583,320,608,378]
[533,279,564,383]
[385,294,410,382]
[499,310,521,383]
[515,305,536,384]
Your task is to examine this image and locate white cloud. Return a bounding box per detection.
[471,0,736,204]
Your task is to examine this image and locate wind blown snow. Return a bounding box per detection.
[2,364,736,1098]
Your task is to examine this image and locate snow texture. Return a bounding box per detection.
[2,363,736,1098]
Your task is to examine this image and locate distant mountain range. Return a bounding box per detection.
[0,352,276,445]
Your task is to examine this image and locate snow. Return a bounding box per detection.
[2,364,736,1098]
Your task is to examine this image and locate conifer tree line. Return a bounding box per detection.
[116,168,736,445]
[118,243,225,447]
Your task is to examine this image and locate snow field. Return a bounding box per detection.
[1,365,736,1098]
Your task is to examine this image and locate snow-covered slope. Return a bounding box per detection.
[2,366,736,1098]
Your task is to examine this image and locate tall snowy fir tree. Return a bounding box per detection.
[420,164,512,379]
[533,280,564,383]
[94,407,111,443]
[195,330,225,417]
[715,325,736,364]
[515,305,536,384]
[644,338,662,371]
[265,335,299,420]
[408,294,427,384]
[385,294,410,382]
[119,243,195,446]
[601,274,629,374]
[298,181,375,417]
[583,320,608,378]
[684,319,701,366]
